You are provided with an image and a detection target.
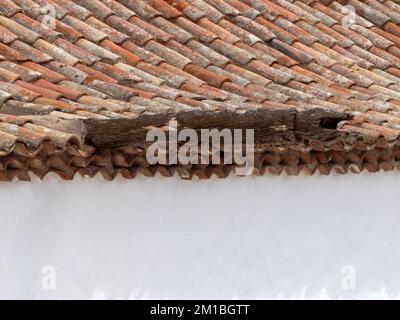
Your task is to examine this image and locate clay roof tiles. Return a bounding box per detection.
[0,0,399,180]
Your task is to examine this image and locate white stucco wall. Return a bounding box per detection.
[1,172,400,299]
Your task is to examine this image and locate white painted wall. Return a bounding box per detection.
[1,172,400,299]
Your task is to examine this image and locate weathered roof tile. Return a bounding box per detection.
[12,13,61,43]
[53,0,93,20]
[62,15,108,43]
[106,15,152,46]
[0,0,21,17]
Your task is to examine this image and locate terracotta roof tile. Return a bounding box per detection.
[175,16,218,43]
[253,42,297,67]
[258,0,299,22]
[0,81,41,102]
[315,22,354,48]
[115,62,165,86]
[73,0,114,21]
[296,20,337,47]
[75,39,121,64]
[15,79,63,100]
[53,0,93,20]
[75,62,116,84]
[186,0,225,23]
[34,79,85,101]
[145,39,191,68]
[129,15,174,43]
[119,0,161,20]
[233,15,275,42]
[349,45,391,70]
[12,12,61,42]
[209,39,254,65]
[92,61,141,85]
[9,40,53,63]
[58,80,109,99]
[184,63,229,87]
[0,42,27,62]
[136,61,186,88]
[387,46,400,58]
[0,15,40,44]
[147,0,182,19]
[347,0,391,27]
[54,19,83,43]
[100,39,141,66]
[54,38,100,66]
[332,24,373,50]
[44,61,88,84]
[199,17,241,44]
[33,39,80,66]
[0,23,18,44]
[255,16,296,44]
[86,16,129,44]
[165,39,210,67]
[20,62,64,83]
[0,66,19,83]
[207,65,249,87]
[225,64,271,87]
[12,0,44,19]
[219,18,261,45]
[279,0,319,24]
[0,0,21,17]
[160,62,205,87]
[270,38,314,64]
[223,0,260,19]
[62,15,108,43]
[87,80,139,100]
[106,15,152,46]
[274,17,318,46]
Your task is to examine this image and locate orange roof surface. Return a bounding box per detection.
[1,0,400,180]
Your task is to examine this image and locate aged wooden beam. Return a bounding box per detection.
[84,113,171,148]
[82,108,351,149]
[12,107,351,149]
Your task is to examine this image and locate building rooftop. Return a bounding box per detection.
[0,0,400,180]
